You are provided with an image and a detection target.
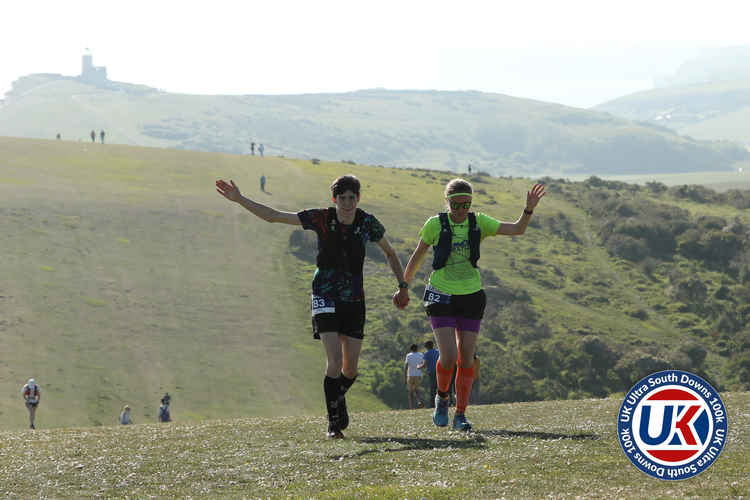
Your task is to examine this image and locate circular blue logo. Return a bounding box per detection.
[617,370,727,480]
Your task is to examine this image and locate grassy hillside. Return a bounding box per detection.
[1,393,749,498]
[1,74,745,176]
[595,79,750,145]
[0,137,388,429]
[2,136,749,431]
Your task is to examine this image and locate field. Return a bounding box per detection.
[1,393,748,498]
[2,135,750,434]
[0,137,389,429]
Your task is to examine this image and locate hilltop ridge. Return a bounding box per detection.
[1,73,745,176]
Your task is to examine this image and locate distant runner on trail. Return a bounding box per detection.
[400,178,545,431]
[216,174,410,439]
[22,378,40,429]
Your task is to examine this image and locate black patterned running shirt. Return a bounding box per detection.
[297,208,385,302]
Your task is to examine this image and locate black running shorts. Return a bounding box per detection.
[312,299,366,339]
[424,289,487,320]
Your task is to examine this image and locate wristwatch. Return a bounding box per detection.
[398,281,409,289]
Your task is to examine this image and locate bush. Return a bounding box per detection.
[369,360,408,408]
[614,351,670,387]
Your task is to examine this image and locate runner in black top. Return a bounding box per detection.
[216,174,410,438]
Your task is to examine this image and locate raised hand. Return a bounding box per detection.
[526,183,546,211]
[216,179,242,202]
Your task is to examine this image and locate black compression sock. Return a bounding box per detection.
[338,373,357,395]
[324,376,340,418]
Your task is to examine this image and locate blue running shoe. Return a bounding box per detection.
[433,394,449,427]
[452,413,472,432]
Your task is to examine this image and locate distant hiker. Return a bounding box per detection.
[258,143,264,157]
[421,340,439,407]
[100,129,105,144]
[404,344,424,409]
[22,378,40,429]
[400,178,545,431]
[56,133,61,140]
[158,394,171,423]
[120,405,133,425]
[260,174,266,192]
[470,353,480,404]
[90,130,96,143]
[216,174,409,439]
[468,164,472,175]
[250,142,255,155]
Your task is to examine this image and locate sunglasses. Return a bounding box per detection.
[450,201,472,210]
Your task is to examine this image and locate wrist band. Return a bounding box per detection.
[524,209,533,215]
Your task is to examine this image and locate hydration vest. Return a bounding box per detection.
[24,385,39,400]
[316,207,366,275]
[432,212,481,270]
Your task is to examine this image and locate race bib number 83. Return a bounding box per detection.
[311,295,335,316]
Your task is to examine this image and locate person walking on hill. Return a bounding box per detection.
[259,144,265,157]
[260,174,266,192]
[120,405,133,425]
[250,142,255,155]
[404,344,425,409]
[399,178,545,431]
[22,378,41,429]
[158,393,171,422]
[421,340,439,407]
[100,129,105,144]
[216,174,410,439]
[90,130,96,143]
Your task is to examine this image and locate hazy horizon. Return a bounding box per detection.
[3,0,750,109]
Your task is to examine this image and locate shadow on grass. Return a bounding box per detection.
[477,429,598,441]
[329,435,487,459]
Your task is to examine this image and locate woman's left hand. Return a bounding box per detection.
[526,183,546,211]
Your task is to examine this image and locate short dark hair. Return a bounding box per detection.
[331,175,360,198]
[424,340,433,349]
[409,344,418,352]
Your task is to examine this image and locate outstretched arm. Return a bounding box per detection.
[496,183,546,236]
[216,179,300,225]
[376,236,410,309]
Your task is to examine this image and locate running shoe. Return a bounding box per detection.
[433,394,450,427]
[327,409,344,439]
[338,394,349,430]
[452,413,472,432]
[326,429,344,439]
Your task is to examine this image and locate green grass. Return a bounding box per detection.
[1,393,748,498]
[0,137,387,429]
[2,136,748,432]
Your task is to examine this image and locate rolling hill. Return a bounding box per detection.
[2,137,749,431]
[596,79,750,146]
[0,73,746,176]
[596,48,750,146]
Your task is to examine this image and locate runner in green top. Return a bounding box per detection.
[400,178,545,431]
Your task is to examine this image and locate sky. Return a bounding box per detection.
[2,0,750,108]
